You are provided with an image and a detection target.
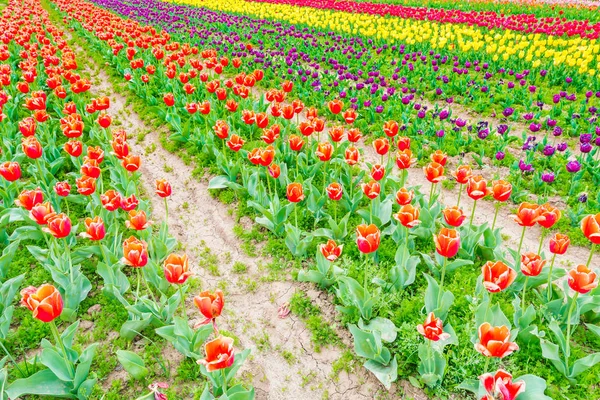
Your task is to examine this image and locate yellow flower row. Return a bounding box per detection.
[182,0,599,76]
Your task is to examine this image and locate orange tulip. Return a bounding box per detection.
[155,179,172,198]
[316,142,333,162]
[514,203,545,227]
[347,128,362,143]
[261,126,279,144]
[164,253,192,284]
[580,213,600,244]
[434,228,460,258]
[442,207,466,227]
[343,109,357,124]
[430,150,447,166]
[81,158,101,178]
[320,239,343,261]
[395,149,414,169]
[549,233,570,255]
[76,175,96,196]
[417,312,450,342]
[121,236,148,268]
[452,165,472,185]
[126,210,152,230]
[0,161,21,181]
[64,140,83,157]
[373,138,389,156]
[538,203,561,229]
[194,289,224,325]
[521,253,546,277]
[492,180,512,202]
[475,323,519,358]
[87,146,105,164]
[227,134,245,152]
[395,187,414,206]
[298,121,314,137]
[345,146,359,166]
[394,204,421,228]
[482,261,516,292]
[424,162,445,184]
[15,188,44,210]
[396,136,411,151]
[326,183,343,201]
[213,120,229,139]
[466,176,492,201]
[268,164,280,179]
[121,194,139,212]
[101,190,122,211]
[198,336,235,372]
[370,164,385,181]
[22,136,42,159]
[568,265,597,294]
[382,120,399,138]
[43,213,71,238]
[122,155,141,172]
[259,146,274,167]
[289,135,304,151]
[80,216,105,241]
[328,126,344,143]
[286,183,304,203]
[20,284,63,323]
[361,180,380,200]
[356,224,380,254]
[328,99,343,114]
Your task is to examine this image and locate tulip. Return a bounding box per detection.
[434,228,460,259]
[80,216,106,241]
[475,323,519,358]
[479,370,525,400]
[121,194,139,211]
[417,312,449,342]
[568,265,597,295]
[0,161,21,181]
[549,233,570,255]
[121,236,148,268]
[356,224,380,254]
[289,135,304,151]
[30,202,56,225]
[76,176,96,196]
[370,164,385,181]
[326,183,343,201]
[54,181,71,197]
[328,99,343,114]
[286,183,304,204]
[521,253,545,277]
[126,210,152,230]
[194,290,224,326]
[466,175,492,228]
[227,134,244,152]
[164,253,192,285]
[64,140,83,157]
[423,162,445,184]
[22,136,42,159]
[345,146,359,166]
[155,179,172,198]
[20,284,63,323]
[492,180,512,202]
[198,336,235,372]
[123,155,141,172]
[268,164,280,179]
[442,206,466,227]
[101,190,122,211]
[328,126,344,143]
[15,188,44,210]
[382,120,399,138]
[316,142,333,162]
[395,187,414,206]
[361,180,380,200]
[347,128,362,143]
[320,239,343,261]
[482,261,516,293]
[81,159,101,178]
[373,138,389,158]
[430,150,447,166]
[394,204,420,229]
[43,213,71,238]
[87,146,104,164]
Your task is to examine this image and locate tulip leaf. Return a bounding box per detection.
[226,349,251,382]
[364,357,397,390]
[358,317,397,343]
[39,348,73,382]
[74,343,98,390]
[570,352,600,378]
[120,316,152,340]
[225,384,255,400]
[514,374,552,400]
[540,339,567,376]
[6,369,72,399]
[116,350,148,380]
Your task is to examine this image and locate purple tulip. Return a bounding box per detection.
[439,110,449,120]
[497,124,509,135]
[565,160,581,173]
[502,107,514,118]
[455,118,466,128]
[436,129,445,138]
[495,151,505,161]
[543,145,556,156]
[529,123,541,132]
[557,142,568,152]
[541,172,555,183]
[581,143,593,153]
[580,134,593,143]
[519,160,534,172]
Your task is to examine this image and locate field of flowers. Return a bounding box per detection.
[1,0,599,398]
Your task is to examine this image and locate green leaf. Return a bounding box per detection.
[6,369,73,398]
[116,350,148,380]
[74,344,98,389]
[570,352,600,378]
[120,316,152,340]
[40,348,73,382]
[539,339,567,376]
[363,357,397,390]
[514,374,552,400]
[358,317,397,343]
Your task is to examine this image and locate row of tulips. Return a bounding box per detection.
[84,0,600,221]
[53,0,600,397]
[0,0,254,398]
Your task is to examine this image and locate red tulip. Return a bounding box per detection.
[395,204,421,228]
[328,99,343,114]
[382,120,398,138]
[121,194,139,211]
[356,224,380,254]
[395,149,414,169]
[549,233,570,255]
[395,188,414,205]
[80,216,106,241]
[316,142,333,162]
[514,203,545,227]
[15,188,43,210]
[424,162,445,183]
[347,128,362,143]
[326,183,343,201]
[194,290,224,325]
[373,138,389,156]
[121,236,148,268]
[198,336,235,372]
[64,140,83,157]
[54,181,71,197]
[22,136,42,159]
[328,126,344,143]
[0,161,21,181]
[568,265,597,294]
[289,135,304,151]
[434,228,460,258]
[538,203,561,229]
[442,207,466,227]
[76,176,96,196]
[479,370,525,400]
[345,146,359,165]
[126,210,152,230]
[580,213,600,244]
[430,150,447,166]
[361,180,380,200]
[101,190,122,211]
[163,93,175,106]
[286,183,304,203]
[155,179,172,198]
[521,253,546,277]
[43,213,71,238]
[370,164,385,181]
[320,239,343,261]
[227,134,244,152]
[417,312,450,342]
[492,180,512,202]
[29,202,56,225]
[452,165,472,185]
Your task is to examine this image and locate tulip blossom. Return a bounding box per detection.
[356,224,380,254]
[320,239,343,261]
[326,183,343,201]
[194,289,224,326]
[43,214,71,238]
[15,188,44,210]
[394,204,420,228]
[434,228,460,258]
[155,179,172,198]
[286,183,304,203]
[514,203,544,227]
[395,188,414,206]
[164,253,192,284]
[80,216,106,241]
[423,162,445,184]
[121,236,148,268]
[475,323,519,358]
[520,253,546,277]
[126,210,152,230]
[549,233,570,255]
[0,161,21,181]
[198,336,235,372]
[361,180,380,200]
[30,202,56,225]
[466,176,492,201]
[482,261,516,293]
[442,207,466,227]
[417,312,449,342]
[492,180,512,202]
[568,265,597,294]
[479,370,525,400]
[21,284,63,323]
[581,213,600,245]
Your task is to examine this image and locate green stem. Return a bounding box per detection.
[50,321,74,379]
[516,225,527,269]
[405,225,410,249]
[547,253,556,301]
[221,368,228,395]
[586,244,595,268]
[0,341,24,376]
[142,271,158,303]
[565,292,579,375]
[100,244,109,265]
[136,268,141,304]
[469,200,477,230]
[483,356,490,374]
[428,182,435,208]
[266,170,271,198]
[294,203,298,230]
[456,184,463,208]
[491,203,500,230]
[164,197,169,223]
[363,254,369,293]
[178,285,187,321]
[64,199,70,217]
[437,257,448,308]
[521,276,529,310]
[537,228,546,255]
